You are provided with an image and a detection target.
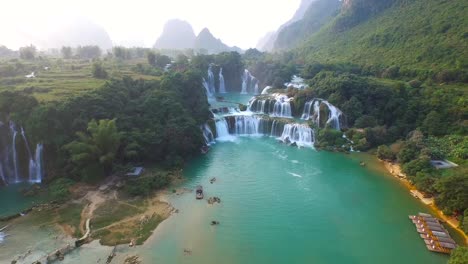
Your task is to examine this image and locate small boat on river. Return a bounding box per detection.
[196,185,204,200]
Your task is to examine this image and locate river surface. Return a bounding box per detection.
[0,93,450,263]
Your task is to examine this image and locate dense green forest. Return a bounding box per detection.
[0,62,210,184]
[294,0,468,81]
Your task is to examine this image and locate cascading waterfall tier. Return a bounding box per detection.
[280,124,315,148]
[219,68,226,94]
[201,124,215,146]
[212,115,314,148]
[247,94,293,118]
[285,75,308,90]
[0,121,44,185]
[207,65,216,94]
[261,86,272,95]
[301,99,343,130]
[203,78,216,104]
[241,69,258,94]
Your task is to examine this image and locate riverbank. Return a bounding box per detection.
[378,158,468,245]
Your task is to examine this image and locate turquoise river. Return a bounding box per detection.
[0,94,455,264]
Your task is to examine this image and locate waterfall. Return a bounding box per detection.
[241,70,249,94]
[241,70,258,94]
[301,99,342,130]
[219,68,226,94]
[0,163,6,185]
[215,119,235,141]
[272,99,292,118]
[208,65,216,94]
[261,86,272,95]
[201,124,215,146]
[301,101,313,120]
[9,122,19,183]
[270,120,283,137]
[203,78,215,104]
[322,101,342,130]
[233,116,264,136]
[28,144,43,183]
[313,100,321,125]
[1,122,45,184]
[280,124,315,148]
[210,114,315,149]
[247,99,268,114]
[285,75,308,89]
[21,127,32,158]
[248,94,292,118]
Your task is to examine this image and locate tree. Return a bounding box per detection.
[448,247,468,264]
[113,46,130,60]
[155,54,171,68]
[397,142,420,163]
[61,46,72,59]
[65,119,121,181]
[19,45,36,60]
[92,61,108,79]
[377,145,395,161]
[147,51,156,66]
[422,110,445,136]
[76,45,101,59]
[434,170,468,214]
[0,45,16,58]
[402,155,432,176]
[354,115,377,128]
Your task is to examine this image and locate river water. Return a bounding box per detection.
[0,93,450,263]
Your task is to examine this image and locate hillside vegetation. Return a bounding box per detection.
[295,0,467,76]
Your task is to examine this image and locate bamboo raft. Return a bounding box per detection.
[409,213,457,254]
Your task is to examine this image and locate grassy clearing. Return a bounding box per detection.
[0,58,161,102]
[93,214,164,246]
[56,202,86,237]
[91,200,143,230]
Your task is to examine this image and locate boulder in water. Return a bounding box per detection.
[208,197,221,204]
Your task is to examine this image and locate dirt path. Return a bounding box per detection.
[79,190,108,234]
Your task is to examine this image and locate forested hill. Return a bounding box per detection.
[291,0,467,75]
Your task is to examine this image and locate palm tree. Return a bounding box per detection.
[66,119,120,179]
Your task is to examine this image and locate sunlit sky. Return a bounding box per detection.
[0,0,302,50]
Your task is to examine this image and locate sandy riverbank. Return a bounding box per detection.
[380,159,468,245]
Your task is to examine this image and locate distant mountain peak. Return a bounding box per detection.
[154,19,196,49]
[199,28,212,34]
[153,19,241,54]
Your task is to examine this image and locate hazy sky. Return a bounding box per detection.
[0,0,302,50]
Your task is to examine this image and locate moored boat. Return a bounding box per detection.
[196,185,204,200]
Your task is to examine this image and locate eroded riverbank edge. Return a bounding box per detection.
[0,172,192,263]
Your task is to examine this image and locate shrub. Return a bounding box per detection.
[408,79,422,88]
[402,155,432,176]
[448,246,468,264]
[49,178,75,200]
[125,172,170,196]
[397,142,420,163]
[92,61,108,79]
[377,145,395,161]
[354,115,377,128]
